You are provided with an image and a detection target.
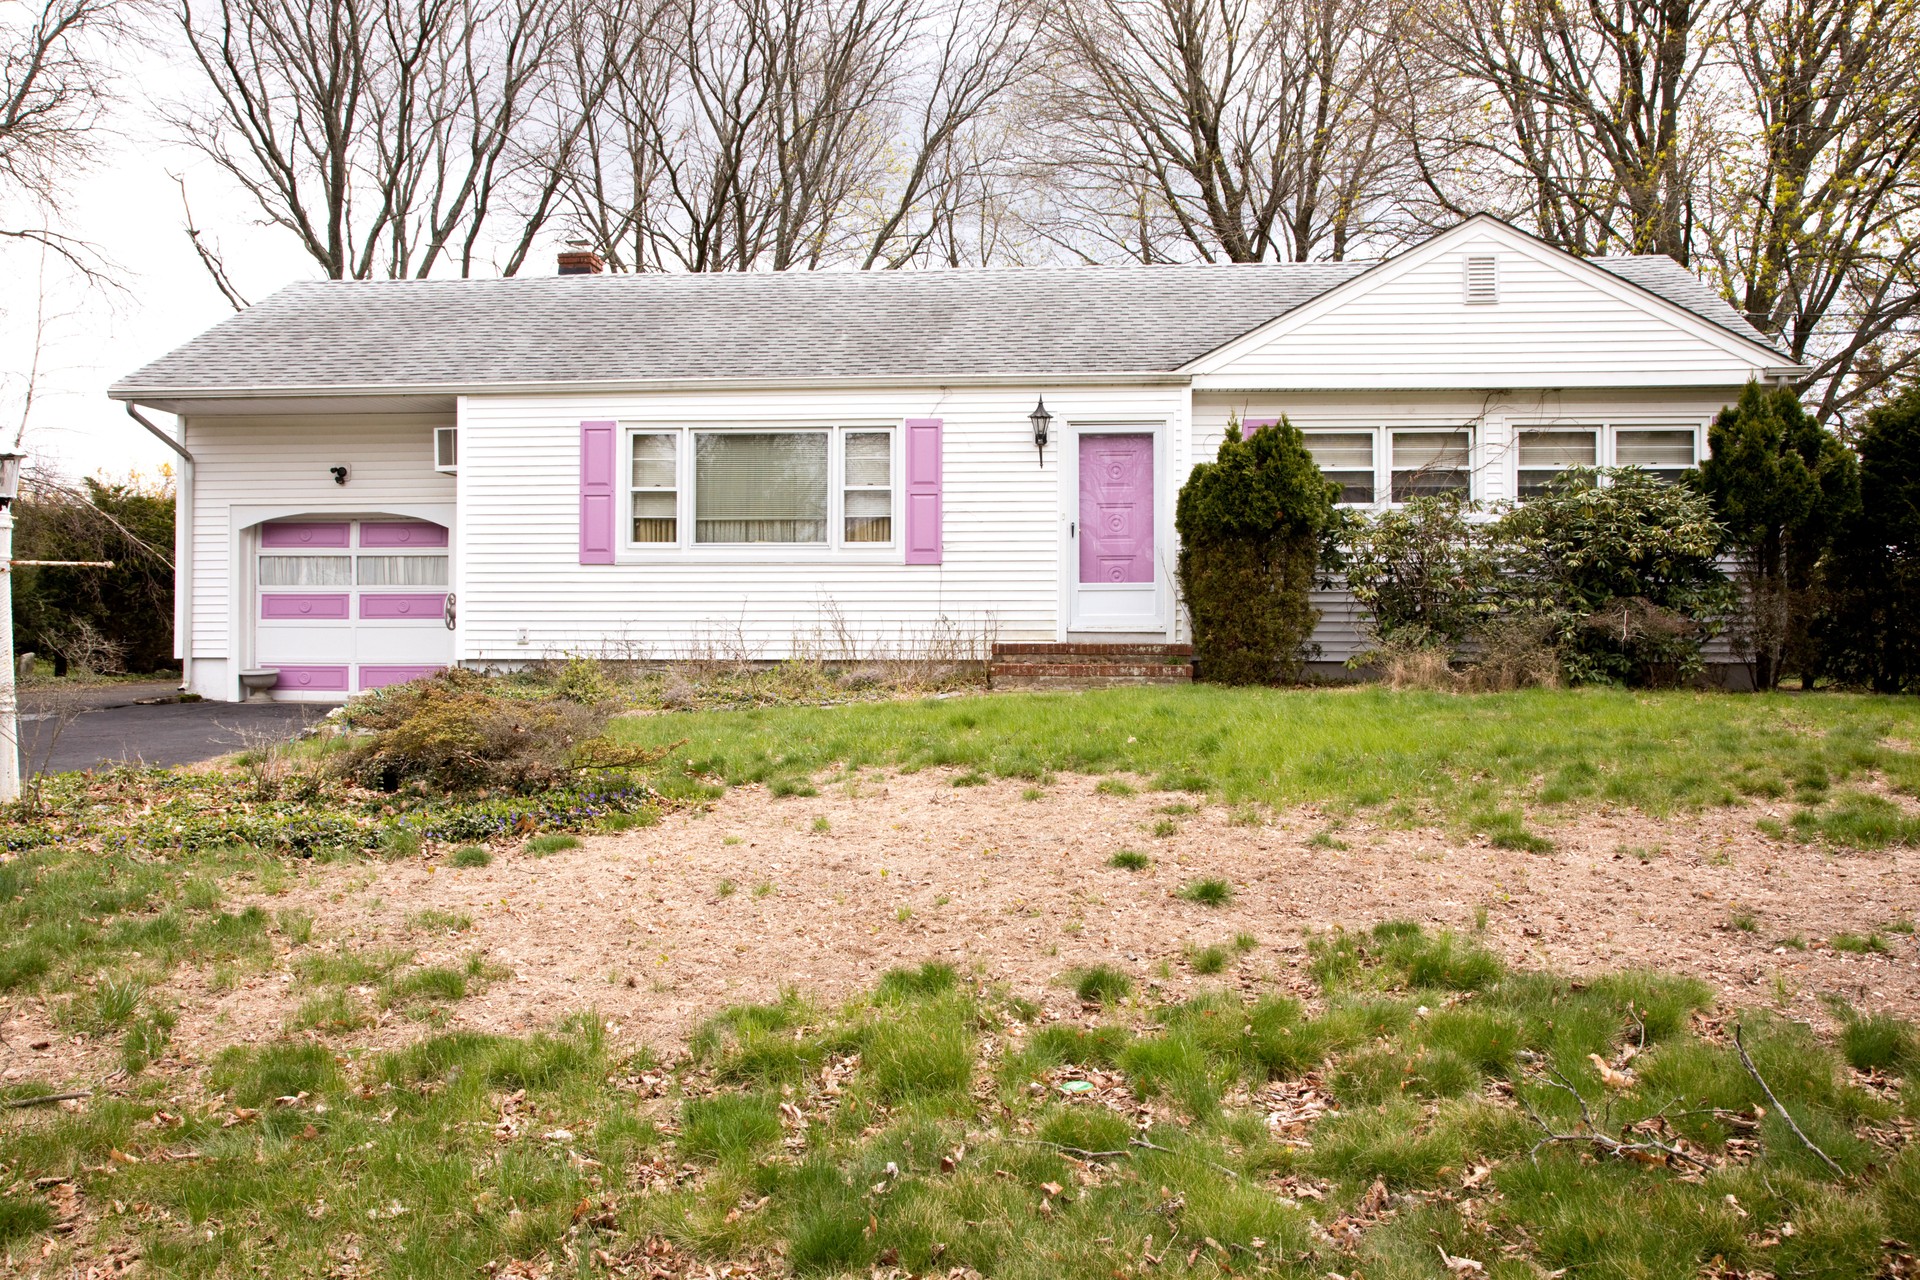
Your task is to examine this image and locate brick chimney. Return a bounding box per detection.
[557,241,605,275]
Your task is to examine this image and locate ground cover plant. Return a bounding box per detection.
[610,684,1920,845]
[5,926,1916,1278]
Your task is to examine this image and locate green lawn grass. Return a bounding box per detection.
[609,686,1920,837]
[5,926,1916,1278]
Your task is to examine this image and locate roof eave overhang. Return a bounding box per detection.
[110,368,1196,411]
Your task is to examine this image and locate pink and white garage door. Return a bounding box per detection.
[254,519,453,699]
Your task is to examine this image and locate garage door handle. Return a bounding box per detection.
[443,592,457,631]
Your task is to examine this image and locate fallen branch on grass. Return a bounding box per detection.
[1517,1082,1711,1171]
[1732,1022,1846,1179]
[3,1091,90,1109]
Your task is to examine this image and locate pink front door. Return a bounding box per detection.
[1079,434,1154,584]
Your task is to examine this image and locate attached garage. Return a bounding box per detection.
[253,518,453,700]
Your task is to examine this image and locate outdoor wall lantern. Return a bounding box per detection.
[0,450,22,511]
[1029,397,1052,467]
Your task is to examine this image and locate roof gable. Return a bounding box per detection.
[1184,216,1793,389]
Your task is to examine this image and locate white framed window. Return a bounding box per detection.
[1511,421,1702,495]
[630,432,678,544]
[623,424,896,553]
[1391,429,1473,501]
[695,431,830,544]
[1614,427,1697,483]
[259,555,351,587]
[356,555,449,587]
[433,426,458,473]
[1302,431,1376,504]
[1516,427,1599,498]
[843,431,893,543]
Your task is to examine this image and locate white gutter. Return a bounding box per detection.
[125,405,194,693]
[108,369,1195,404]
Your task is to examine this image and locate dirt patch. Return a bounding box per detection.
[99,770,1920,1072]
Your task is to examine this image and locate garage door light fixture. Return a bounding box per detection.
[330,465,350,485]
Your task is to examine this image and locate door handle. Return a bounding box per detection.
[443,592,457,630]
[1070,522,1076,537]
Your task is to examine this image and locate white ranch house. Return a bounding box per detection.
[111,216,1800,702]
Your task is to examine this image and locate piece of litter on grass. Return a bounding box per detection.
[1058,1080,1094,1094]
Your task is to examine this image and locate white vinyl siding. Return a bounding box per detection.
[458,384,1188,659]
[178,413,456,695]
[1191,228,1784,390]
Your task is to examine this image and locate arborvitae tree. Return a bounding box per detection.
[1697,381,1859,689]
[1175,418,1336,684]
[1818,386,1920,692]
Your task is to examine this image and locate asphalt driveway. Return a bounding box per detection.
[14,681,326,775]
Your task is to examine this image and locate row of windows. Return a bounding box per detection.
[1298,423,1699,505]
[611,422,1701,552]
[629,426,894,548]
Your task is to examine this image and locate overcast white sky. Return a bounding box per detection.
[0,30,566,484]
[0,36,305,481]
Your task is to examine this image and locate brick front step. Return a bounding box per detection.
[991,642,1193,664]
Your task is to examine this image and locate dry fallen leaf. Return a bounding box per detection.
[1588,1053,1635,1090]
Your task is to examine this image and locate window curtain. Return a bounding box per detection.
[695,433,828,543]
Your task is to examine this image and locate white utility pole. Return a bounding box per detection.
[0,448,22,804]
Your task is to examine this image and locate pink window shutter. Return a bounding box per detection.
[903,417,943,565]
[1240,417,1278,440]
[579,421,617,565]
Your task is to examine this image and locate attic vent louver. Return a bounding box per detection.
[1464,255,1499,304]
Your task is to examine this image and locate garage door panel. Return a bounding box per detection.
[360,521,448,548]
[275,665,352,693]
[262,592,350,620]
[359,665,445,691]
[359,593,446,620]
[355,626,449,663]
[257,620,354,660]
[261,522,350,548]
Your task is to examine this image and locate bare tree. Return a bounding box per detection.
[173,0,606,278]
[1027,0,1414,264]
[1408,0,1723,261]
[1700,0,1920,423]
[0,0,131,277]
[557,0,1030,271]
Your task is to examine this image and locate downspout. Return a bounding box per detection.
[125,405,195,693]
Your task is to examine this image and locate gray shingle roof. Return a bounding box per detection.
[110,249,1785,398]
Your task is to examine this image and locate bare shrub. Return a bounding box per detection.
[11,676,94,812]
[335,669,654,793]
[1459,616,1561,692]
[1374,640,1457,692]
[51,617,127,677]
